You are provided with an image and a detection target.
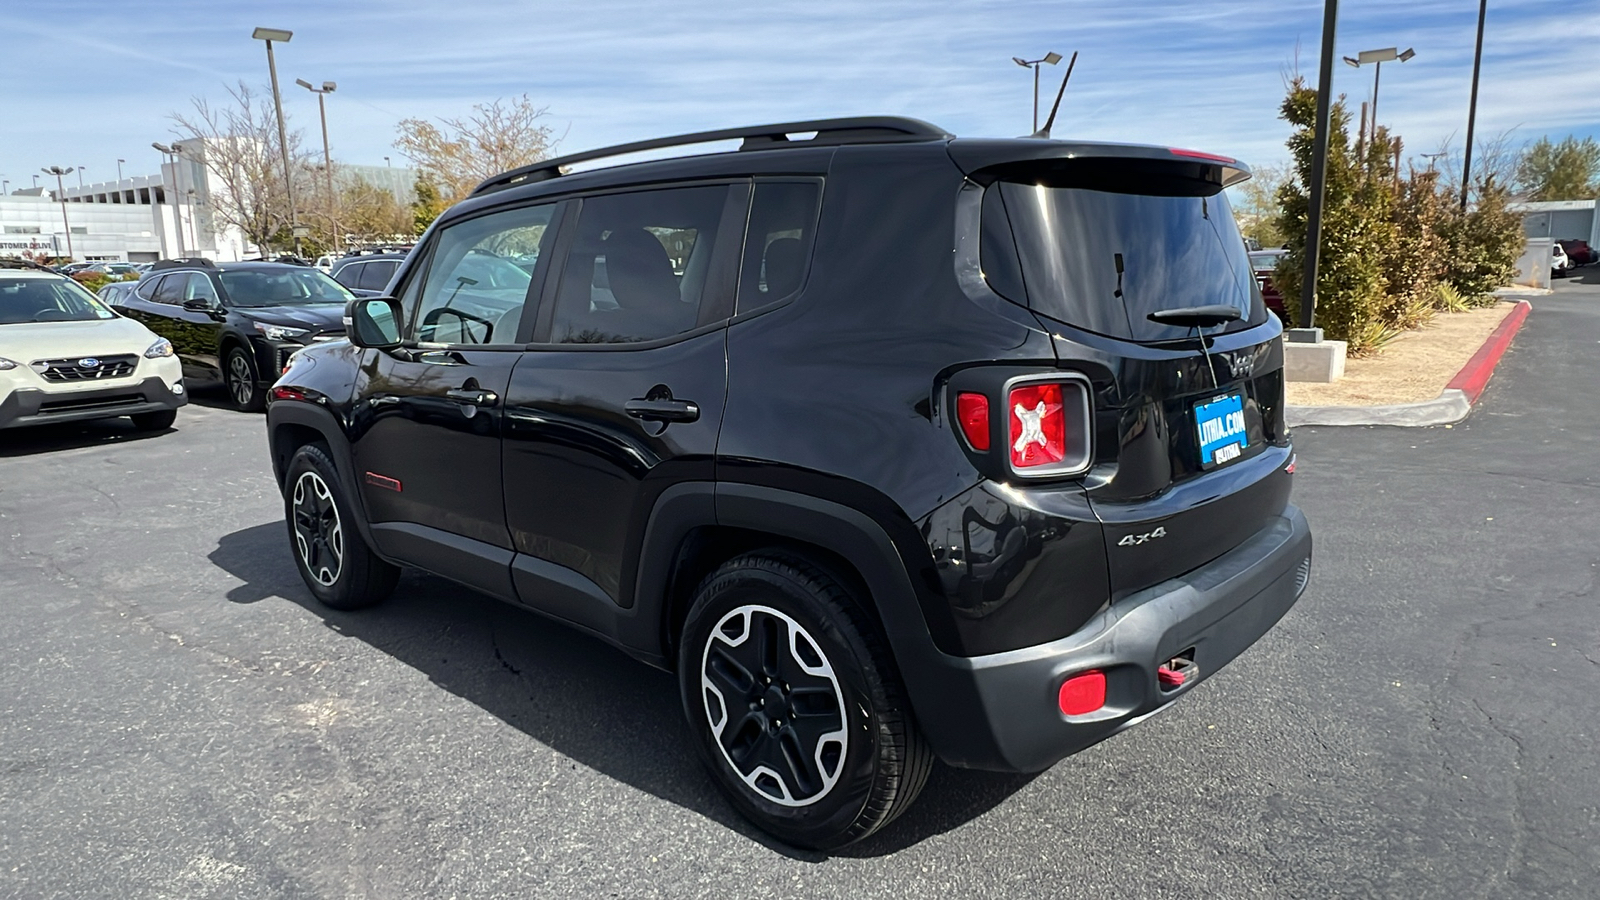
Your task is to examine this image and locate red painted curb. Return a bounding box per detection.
[1446,300,1532,404]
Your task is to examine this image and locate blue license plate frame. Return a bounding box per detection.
[1194,392,1249,468]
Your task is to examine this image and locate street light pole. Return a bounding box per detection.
[77,167,85,190]
[252,27,299,257]
[152,143,186,257]
[296,78,339,252]
[1342,47,1415,135]
[42,166,76,260]
[1461,0,1488,209]
[1012,52,1063,133]
[117,158,125,181]
[1296,0,1341,336]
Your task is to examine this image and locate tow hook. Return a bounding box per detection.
[1158,649,1197,691]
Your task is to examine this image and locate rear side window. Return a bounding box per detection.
[986,181,1262,342]
[547,185,730,343]
[153,273,185,305]
[360,260,399,292]
[333,263,363,288]
[737,180,821,314]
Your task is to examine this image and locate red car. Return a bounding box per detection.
[1557,239,1595,267]
[1250,249,1289,321]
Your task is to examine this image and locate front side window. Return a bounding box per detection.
[217,268,353,308]
[411,204,551,344]
[737,180,821,314]
[0,276,117,325]
[184,272,220,304]
[548,185,730,344]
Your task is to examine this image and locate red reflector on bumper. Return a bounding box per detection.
[1157,665,1188,688]
[1058,670,1106,716]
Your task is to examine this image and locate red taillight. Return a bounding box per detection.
[1169,147,1236,163]
[270,386,305,402]
[956,392,990,451]
[1058,670,1106,716]
[1005,377,1092,476]
[1008,382,1066,469]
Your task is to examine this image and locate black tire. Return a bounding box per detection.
[283,443,399,610]
[129,408,177,431]
[678,551,932,850]
[224,345,266,412]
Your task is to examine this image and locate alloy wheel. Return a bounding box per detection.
[700,604,848,807]
[229,353,254,407]
[292,471,344,587]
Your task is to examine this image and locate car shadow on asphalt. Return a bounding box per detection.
[0,416,174,457]
[209,521,1033,859]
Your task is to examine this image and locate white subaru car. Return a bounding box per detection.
[0,261,186,432]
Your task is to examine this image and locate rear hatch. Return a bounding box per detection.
[960,145,1293,599]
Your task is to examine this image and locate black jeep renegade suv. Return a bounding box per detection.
[265,117,1312,849]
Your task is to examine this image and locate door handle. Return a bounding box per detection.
[625,398,699,423]
[446,387,498,406]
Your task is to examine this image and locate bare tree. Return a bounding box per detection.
[1432,128,1521,203]
[171,82,314,252]
[394,95,561,205]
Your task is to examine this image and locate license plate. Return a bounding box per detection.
[1194,392,1248,467]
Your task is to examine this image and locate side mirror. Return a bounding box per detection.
[182,297,219,312]
[346,296,403,349]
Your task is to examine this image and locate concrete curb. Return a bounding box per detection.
[1287,300,1531,428]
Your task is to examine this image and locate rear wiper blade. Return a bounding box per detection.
[1147,305,1242,329]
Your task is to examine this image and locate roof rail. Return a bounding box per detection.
[0,258,54,271]
[471,116,952,197]
[150,257,217,270]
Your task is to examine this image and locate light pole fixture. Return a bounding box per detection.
[152,142,186,257]
[1342,46,1415,134]
[252,26,299,256]
[1461,0,1487,208]
[296,77,339,251]
[77,167,86,190]
[1296,0,1341,337]
[117,158,126,181]
[384,156,391,167]
[42,166,76,260]
[1012,51,1063,133]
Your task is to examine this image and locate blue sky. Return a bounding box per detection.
[3,0,1597,193]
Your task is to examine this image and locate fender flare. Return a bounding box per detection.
[265,400,388,561]
[634,480,1005,767]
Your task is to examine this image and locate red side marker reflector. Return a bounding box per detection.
[364,472,403,492]
[956,392,990,451]
[1058,670,1107,716]
[1284,454,1297,474]
[1157,665,1188,688]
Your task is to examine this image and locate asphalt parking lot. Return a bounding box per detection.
[2,278,1597,898]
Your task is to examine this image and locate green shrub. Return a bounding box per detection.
[1439,180,1523,299]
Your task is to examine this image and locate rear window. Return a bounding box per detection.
[984,180,1263,342]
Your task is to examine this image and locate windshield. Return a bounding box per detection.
[0,276,118,325]
[987,181,1264,343]
[218,268,353,307]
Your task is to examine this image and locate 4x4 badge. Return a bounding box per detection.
[1117,526,1167,547]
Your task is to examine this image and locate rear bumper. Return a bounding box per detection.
[0,376,187,430]
[920,503,1311,772]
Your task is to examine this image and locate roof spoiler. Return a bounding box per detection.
[949,141,1252,192]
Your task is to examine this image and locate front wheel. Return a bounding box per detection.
[283,443,399,610]
[678,552,932,849]
[224,346,265,412]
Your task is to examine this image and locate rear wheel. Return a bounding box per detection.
[678,552,931,849]
[225,346,265,412]
[129,409,177,431]
[284,443,399,610]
